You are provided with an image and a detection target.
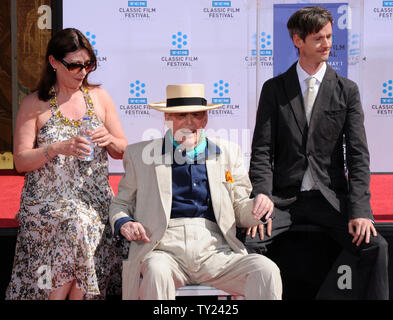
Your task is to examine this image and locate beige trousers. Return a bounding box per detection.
[139,218,282,300]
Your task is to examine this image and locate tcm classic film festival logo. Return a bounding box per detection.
[348,32,360,66]
[118,1,157,19]
[208,81,240,116]
[371,80,393,116]
[202,1,241,19]
[85,31,108,67]
[161,32,198,68]
[119,80,151,117]
[372,1,393,19]
[246,32,273,68]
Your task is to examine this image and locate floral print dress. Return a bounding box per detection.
[6,88,122,300]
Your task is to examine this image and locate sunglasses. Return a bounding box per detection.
[60,59,93,73]
[171,112,207,120]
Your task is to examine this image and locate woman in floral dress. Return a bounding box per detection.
[6,28,128,300]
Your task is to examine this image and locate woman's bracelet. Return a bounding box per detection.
[43,145,52,162]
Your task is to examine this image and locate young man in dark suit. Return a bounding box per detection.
[243,6,388,299]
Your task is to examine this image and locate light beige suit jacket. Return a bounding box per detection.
[109,134,261,300]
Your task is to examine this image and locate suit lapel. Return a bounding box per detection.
[205,140,222,223]
[154,136,172,221]
[308,65,338,134]
[283,63,308,137]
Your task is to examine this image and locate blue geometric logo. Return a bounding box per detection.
[212,80,230,104]
[86,31,98,55]
[381,80,393,104]
[349,33,360,56]
[383,1,393,7]
[129,80,147,104]
[170,32,189,56]
[252,32,272,56]
[128,1,147,7]
[212,1,231,7]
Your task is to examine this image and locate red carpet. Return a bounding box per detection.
[370,175,393,222]
[0,174,392,228]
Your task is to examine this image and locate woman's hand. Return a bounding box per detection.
[55,136,92,159]
[90,126,113,148]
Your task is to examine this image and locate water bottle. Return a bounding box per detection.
[79,117,94,161]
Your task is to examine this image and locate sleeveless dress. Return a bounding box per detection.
[6,87,122,300]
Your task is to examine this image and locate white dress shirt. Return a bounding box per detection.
[296,61,327,100]
[297,61,327,191]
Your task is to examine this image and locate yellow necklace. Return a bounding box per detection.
[49,86,94,127]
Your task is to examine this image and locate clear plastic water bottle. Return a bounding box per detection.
[79,117,94,161]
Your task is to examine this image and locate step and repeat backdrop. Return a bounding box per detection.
[62,0,393,173]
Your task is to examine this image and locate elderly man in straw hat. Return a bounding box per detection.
[109,83,282,300]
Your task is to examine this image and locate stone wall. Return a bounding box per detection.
[0,0,51,157]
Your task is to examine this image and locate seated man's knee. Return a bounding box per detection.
[373,234,389,258]
[361,233,388,254]
[142,254,172,280]
[246,255,282,299]
[377,235,388,251]
[139,253,177,300]
[249,255,281,284]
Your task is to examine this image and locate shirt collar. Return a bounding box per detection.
[169,129,207,160]
[162,130,221,160]
[296,60,326,84]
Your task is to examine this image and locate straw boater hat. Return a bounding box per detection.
[149,83,223,113]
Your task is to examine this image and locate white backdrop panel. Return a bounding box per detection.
[64,0,253,173]
[64,0,392,173]
[363,0,393,172]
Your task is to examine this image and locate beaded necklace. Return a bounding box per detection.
[49,86,94,127]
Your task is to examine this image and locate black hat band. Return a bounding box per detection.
[166,97,207,107]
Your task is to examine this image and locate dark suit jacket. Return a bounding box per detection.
[249,62,373,221]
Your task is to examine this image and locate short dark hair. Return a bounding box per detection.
[287,6,333,42]
[36,28,99,101]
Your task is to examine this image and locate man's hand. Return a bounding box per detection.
[246,194,274,240]
[252,193,274,221]
[348,218,377,246]
[120,221,150,243]
[246,219,272,240]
